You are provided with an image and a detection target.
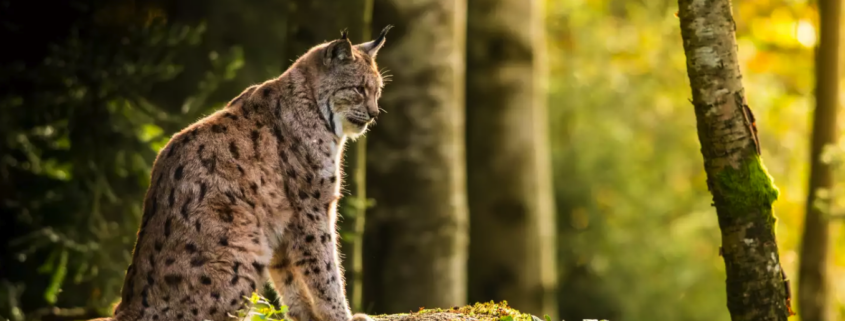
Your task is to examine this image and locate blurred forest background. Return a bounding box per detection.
[1,0,843,321]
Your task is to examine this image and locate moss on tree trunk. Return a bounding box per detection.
[677,0,791,320]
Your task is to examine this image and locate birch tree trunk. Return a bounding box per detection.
[364,0,468,313]
[677,1,791,320]
[465,0,558,318]
[798,0,841,320]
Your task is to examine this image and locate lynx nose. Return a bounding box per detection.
[367,109,378,119]
[367,106,379,119]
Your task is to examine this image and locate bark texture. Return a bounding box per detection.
[364,0,469,314]
[677,1,790,320]
[798,0,841,320]
[465,0,557,318]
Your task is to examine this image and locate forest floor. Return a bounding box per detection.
[370,301,545,321]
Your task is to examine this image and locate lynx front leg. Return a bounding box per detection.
[285,221,369,321]
[269,245,319,321]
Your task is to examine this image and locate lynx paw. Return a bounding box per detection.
[351,313,375,321]
[285,306,321,321]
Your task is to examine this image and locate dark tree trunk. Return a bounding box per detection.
[677,1,791,320]
[364,0,468,314]
[798,0,841,320]
[465,0,557,318]
[346,0,376,311]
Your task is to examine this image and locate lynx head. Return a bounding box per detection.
[305,25,393,139]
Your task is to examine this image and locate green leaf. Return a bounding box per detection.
[500,316,514,321]
[545,315,553,321]
[44,249,68,304]
[139,123,163,142]
[72,260,89,283]
[37,249,58,274]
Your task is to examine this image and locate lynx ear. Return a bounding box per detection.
[324,35,353,66]
[356,25,393,58]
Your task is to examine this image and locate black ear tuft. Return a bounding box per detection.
[324,38,354,66]
[356,25,394,58]
[378,25,394,38]
[340,28,348,40]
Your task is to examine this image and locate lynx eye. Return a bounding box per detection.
[354,86,366,96]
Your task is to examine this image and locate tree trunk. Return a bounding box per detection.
[465,0,557,318]
[798,1,841,320]
[348,0,375,311]
[364,0,468,314]
[677,1,791,321]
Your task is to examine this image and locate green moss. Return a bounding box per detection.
[373,301,536,321]
[713,154,780,231]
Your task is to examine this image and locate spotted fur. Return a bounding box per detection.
[91,27,392,321]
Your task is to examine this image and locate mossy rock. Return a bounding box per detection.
[370,301,542,321]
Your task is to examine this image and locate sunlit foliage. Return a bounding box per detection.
[547,0,841,320]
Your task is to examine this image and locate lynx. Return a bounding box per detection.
[94,26,392,321]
